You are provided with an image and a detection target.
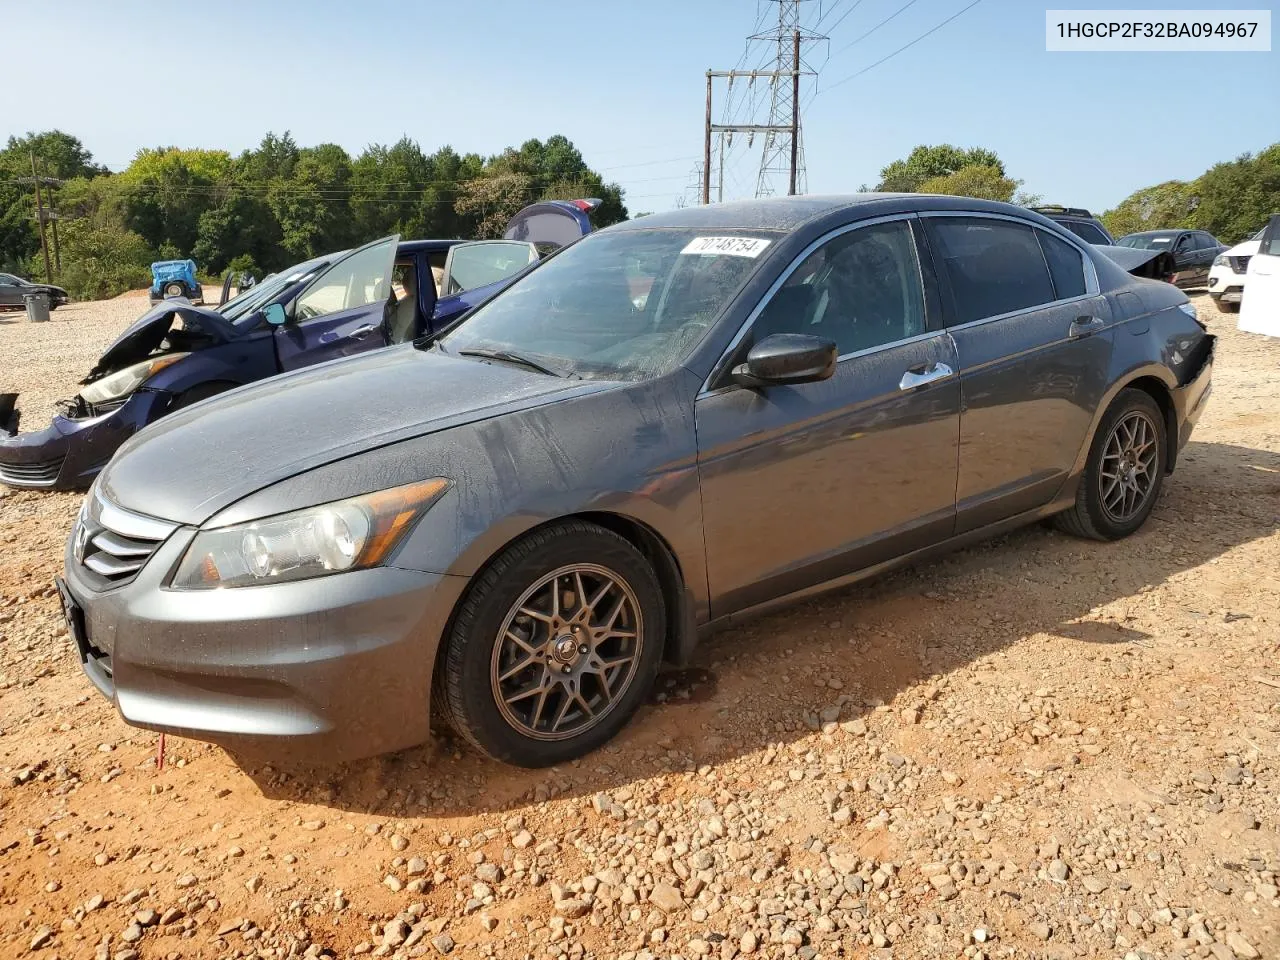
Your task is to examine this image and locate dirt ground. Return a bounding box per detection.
[0,293,1277,960]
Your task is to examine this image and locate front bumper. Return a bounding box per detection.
[61,520,469,763]
[0,391,168,490]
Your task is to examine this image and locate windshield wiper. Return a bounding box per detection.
[457,348,564,378]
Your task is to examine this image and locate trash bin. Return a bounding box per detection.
[24,292,50,323]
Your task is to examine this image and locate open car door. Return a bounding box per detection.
[432,200,599,324]
[1239,214,1280,337]
[274,235,400,371]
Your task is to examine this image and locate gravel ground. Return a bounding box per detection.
[0,293,1278,960]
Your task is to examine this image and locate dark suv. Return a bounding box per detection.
[1027,206,1115,246]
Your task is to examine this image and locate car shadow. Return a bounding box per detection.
[235,439,1279,817]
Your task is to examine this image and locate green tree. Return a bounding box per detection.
[454,173,535,238]
[876,144,1005,192]
[1101,180,1197,238]
[1190,144,1280,244]
[117,147,233,256]
[917,164,1019,202]
[56,219,154,300]
[268,143,355,258]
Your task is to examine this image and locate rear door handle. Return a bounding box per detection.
[898,361,953,391]
[1068,315,1104,339]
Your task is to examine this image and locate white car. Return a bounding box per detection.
[1239,215,1280,337]
[1207,228,1264,313]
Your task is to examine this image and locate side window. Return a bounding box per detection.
[928,217,1055,324]
[1037,230,1087,300]
[1174,234,1194,252]
[1261,216,1280,257]
[293,238,397,322]
[1198,233,1218,251]
[751,219,926,356]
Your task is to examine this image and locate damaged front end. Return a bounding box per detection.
[1093,244,1177,284]
[0,302,237,491]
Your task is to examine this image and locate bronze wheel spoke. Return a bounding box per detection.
[491,562,644,742]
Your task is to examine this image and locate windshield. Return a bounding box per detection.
[220,260,329,325]
[437,228,776,381]
[1116,234,1174,249]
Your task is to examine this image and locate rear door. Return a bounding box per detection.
[924,214,1113,532]
[1240,214,1280,337]
[0,275,20,308]
[274,236,399,371]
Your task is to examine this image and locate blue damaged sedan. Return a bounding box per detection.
[58,195,1214,767]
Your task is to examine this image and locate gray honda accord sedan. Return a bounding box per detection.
[58,195,1214,767]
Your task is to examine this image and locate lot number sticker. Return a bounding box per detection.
[681,236,772,258]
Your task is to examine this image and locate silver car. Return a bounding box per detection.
[58,195,1214,767]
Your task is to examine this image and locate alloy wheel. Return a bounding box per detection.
[1098,410,1159,524]
[490,563,643,741]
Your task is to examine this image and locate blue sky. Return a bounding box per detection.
[3,0,1275,214]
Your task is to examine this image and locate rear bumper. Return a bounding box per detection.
[62,523,468,764]
[1174,335,1214,452]
[0,391,168,490]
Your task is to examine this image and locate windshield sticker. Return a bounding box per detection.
[681,236,772,258]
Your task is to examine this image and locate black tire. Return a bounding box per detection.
[1215,299,1240,314]
[164,281,185,298]
[437,521,665,767]
[1055,388,1167,541]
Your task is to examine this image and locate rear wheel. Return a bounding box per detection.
[437,521,665,767]
[1055,388,1167,541]
[1215,299,1240,314]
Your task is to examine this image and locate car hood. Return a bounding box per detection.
[1092,244,1162,270]
[1222,239,1261,257]
[85,301,240,383]
[95,345,612,526]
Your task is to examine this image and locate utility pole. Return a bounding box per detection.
[30,151,52,282]
[702,1,822,203]
[703,72,713,205]
[41,158,61,272]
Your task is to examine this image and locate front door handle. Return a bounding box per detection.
[1068,315,1104,339]
[898,361,953,391]
[347,324,379,340]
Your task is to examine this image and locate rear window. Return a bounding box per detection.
[928,218,1056,324]
[1061,220,1110,245]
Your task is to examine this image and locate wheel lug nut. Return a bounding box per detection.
[578,644,588,654]
[561,665,572,675]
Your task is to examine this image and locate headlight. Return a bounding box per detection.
[171,478,450,589]
[80,354,190,405]
[1212,254,1227,267]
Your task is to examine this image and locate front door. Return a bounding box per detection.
[274,236,399,371]
[695,217,961,616]
[923,215,1114,531]
[1240,214,1280,337]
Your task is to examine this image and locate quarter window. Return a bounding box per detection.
[928,218,1056,324]
[749,220,926,356]
[1037,231,1087,300]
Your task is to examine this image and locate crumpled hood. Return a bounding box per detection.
[1092,243,1176,280]
[96,345,610,526]
[86,301,239,382]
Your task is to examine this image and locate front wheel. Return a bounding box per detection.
[437,521,665,767]
[163,281,185,298]
[1055,388,1167,541]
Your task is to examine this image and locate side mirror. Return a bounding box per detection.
[263,302,287,326]
[732,333,837,388]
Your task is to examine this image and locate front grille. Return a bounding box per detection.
[0,455,65,487]
[75,490,178,587]
[1230,256,1252,274]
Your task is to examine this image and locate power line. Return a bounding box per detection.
[830,0,921,55]
[821,0,984,93]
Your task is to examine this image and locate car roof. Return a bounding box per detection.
[1122,229,1187,238]
[608,193,1035,233]
[398,239,463,254]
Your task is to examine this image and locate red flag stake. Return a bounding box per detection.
[156,733,166,771]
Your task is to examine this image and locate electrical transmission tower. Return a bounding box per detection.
[754,0,823,197]
[701,0,824,203]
